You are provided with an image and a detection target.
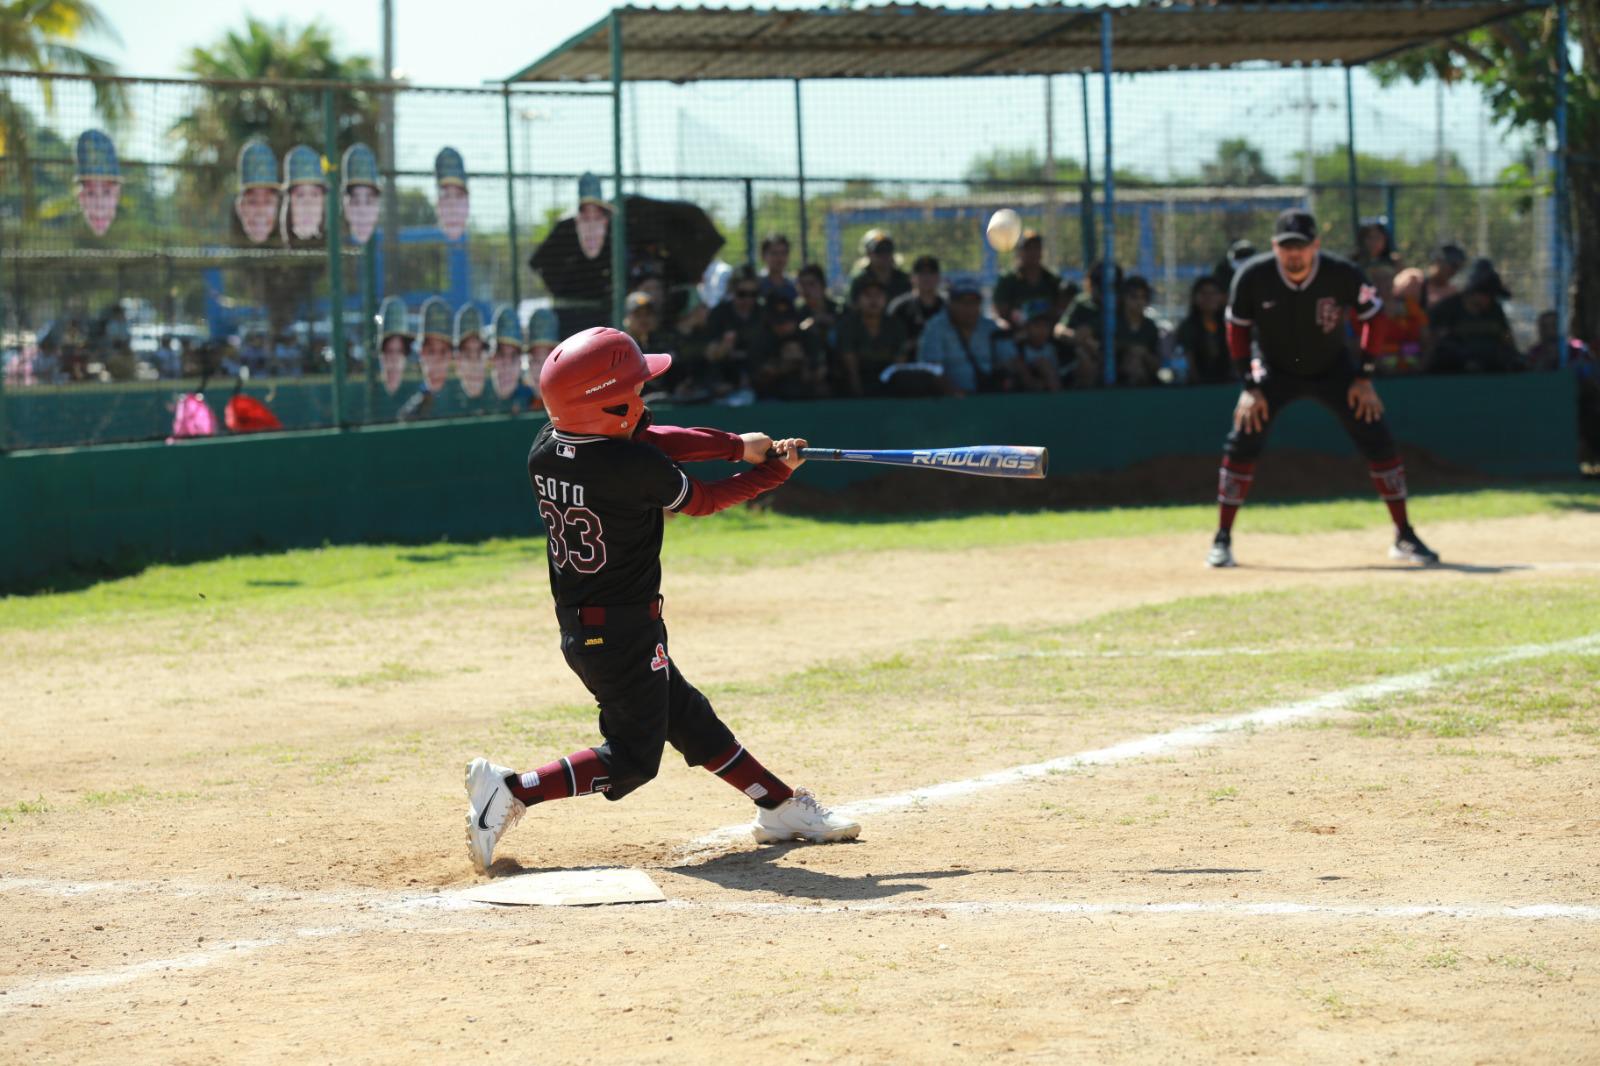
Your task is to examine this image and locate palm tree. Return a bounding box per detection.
[0,0,125,221]
[172,18,378,209]
[169,18,378,347]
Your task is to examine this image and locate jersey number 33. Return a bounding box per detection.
[540,502,607,574]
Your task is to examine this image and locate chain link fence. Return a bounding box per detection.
[0,65,1562,449]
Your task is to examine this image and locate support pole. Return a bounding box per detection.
[1554,0,1571,368]
[610,11,627,328]
[377,0,396,291]
[794,79,809,265]
[1043,75,1058,267]
[362,236,378,425]
[1100,11,1116,388]
[1345,66,1360,250]
[1385,184,1398,249]
[323,88,347,428]
[1080,71,1095,276]
[0,246,7,453]
[743,178,757,268]
[502,85,522,308]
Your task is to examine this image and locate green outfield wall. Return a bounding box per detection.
[0,373,1578,590]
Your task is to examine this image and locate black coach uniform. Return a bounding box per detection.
[1223,251,1396,465]
[527,423,737,802]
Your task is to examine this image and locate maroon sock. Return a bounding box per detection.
[703,742,794,810]
[505,748,610,805]
[1369,458,1410,530]
[1217,458,1256,532]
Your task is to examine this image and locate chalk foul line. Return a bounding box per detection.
[674,631,1600,862]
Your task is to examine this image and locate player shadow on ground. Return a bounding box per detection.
[669,843,1003,902]
[1236,562,1528,575]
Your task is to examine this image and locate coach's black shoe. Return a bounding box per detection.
[1206,529,1235,568]
[1390,526,1440,566]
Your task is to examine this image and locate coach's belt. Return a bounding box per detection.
[560,598,664,628]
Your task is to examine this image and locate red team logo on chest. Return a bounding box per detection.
[650,643,669,672]
[1316,297,1342,333]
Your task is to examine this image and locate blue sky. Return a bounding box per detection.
[85,0,1524,196]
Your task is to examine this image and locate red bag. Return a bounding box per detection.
[224,393,283,433]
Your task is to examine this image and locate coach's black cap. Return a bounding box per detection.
[1272,208,1318,245]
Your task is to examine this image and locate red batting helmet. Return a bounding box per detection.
[538,327,671,436]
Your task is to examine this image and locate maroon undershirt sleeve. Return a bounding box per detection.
[678,460,792,516]
[1226,319,1254,382]
[638,424,744,463]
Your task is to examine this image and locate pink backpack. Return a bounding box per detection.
[167,393,217,443]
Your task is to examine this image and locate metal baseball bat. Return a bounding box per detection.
[767,445,1048,480]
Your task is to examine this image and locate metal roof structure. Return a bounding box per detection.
[508,2,1545,84]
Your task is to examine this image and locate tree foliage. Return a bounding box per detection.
[1373,2,1598,337]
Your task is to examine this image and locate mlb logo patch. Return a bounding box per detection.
[650,643,669,672]
[557,443,576,459]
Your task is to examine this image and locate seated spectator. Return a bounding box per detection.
[837,275,909,396]
[887,255,945,347]
[1214,239,1256,291]
[796,262,843,361]
[154,335,182,379]
[239,330,271,375]
[1013,299,1064,393]
[705,264,765,391]
[991,230,1061,327]
[1111,275,1164,388]
[649,288,716,400]
[1057,261,1123,369]
[1365,264,1428,375]
[1354,217,1400,270]
[917,278,1018,396]
[623,290,665,354]
[849,232,912,304]
[1421,243,1467,308]
[1170,275,1231,385]
[272,333,302,377]
[1426,259,1519,373]
[751,293,829,400]
[1524,310,1593,372]
[757,233,796,302]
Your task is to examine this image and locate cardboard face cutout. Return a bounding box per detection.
[380,335,410,394]
[454,304,486,398]
[491,341,524,399]
[341,144,382,245]
[577,202,609,261]
[489,305,524,400]
[434,148,469,241]
[377,295,412,396]
[237,187,279,243]
[418,297,453,391]
[282,146,326,242]
[74,130,122,236]
[235,140,280,245]
[525,308,560,395]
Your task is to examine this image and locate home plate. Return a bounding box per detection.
[458,868,665,907]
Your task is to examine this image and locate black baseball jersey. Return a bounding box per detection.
[527,423,692,608]
[1226,252,1380,378]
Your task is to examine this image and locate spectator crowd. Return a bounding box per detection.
[607,221,1590,407]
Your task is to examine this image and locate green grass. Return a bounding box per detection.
[3,485,1589,632]
[0,797,51,822]
[693,580,1600,752]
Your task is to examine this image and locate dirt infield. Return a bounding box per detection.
[3,512,1598,1064]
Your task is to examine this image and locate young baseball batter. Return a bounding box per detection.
[465,326,859,873]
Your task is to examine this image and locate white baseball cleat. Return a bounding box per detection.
[751,787,860,844]
[464,757,525,874]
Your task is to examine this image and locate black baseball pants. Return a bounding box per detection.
[558,616,736,802]
[1223,370,1398,464]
